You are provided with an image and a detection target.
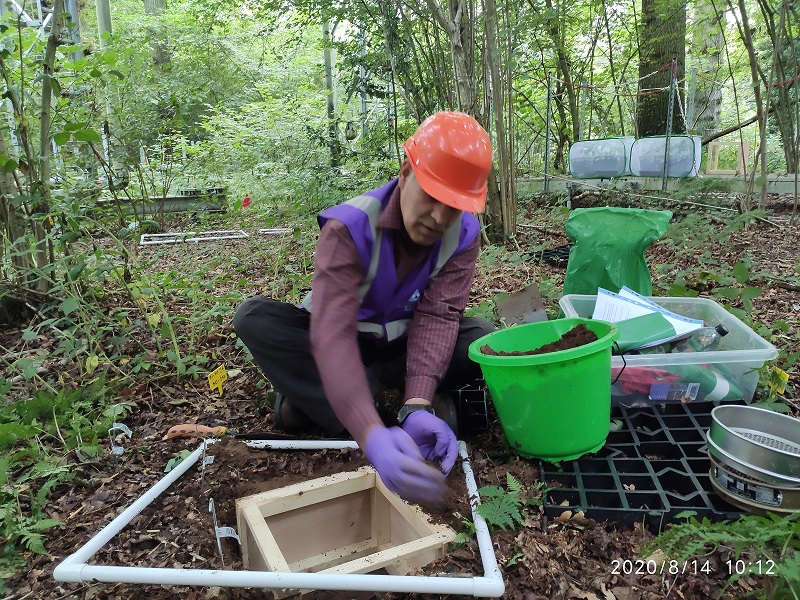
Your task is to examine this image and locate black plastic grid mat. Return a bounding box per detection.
[540,401,746,531]
[539,244,571,268]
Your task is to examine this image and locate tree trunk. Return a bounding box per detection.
[788,3,800,203]
[424,0,516,242]
[424,0,477,114]
[0,132,26,282]
[542,0,578,142]
[96,0,112,44]
[601,0,626,136]
[731,0,768,208]
[483,0,516,240]
[30,0,64,293]
[379,0,516,240]
[323,20,341,168]
[757,0,796,174]
[637,0,686,137]
[144,0,171,67]
[689,0,724,136]
[379,0,447,121]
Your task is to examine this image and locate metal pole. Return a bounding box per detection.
[544,73,552,193]
[661,59,677,192]
[359,27,368,138]
[579,81,588,141]
[323,21,338,167]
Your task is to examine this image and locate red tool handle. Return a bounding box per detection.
[163,424,227,440]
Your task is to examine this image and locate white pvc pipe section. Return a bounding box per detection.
[54,439,504,597]
[139,231,249,245]
[243,439,359,451]
[458,441,503,583]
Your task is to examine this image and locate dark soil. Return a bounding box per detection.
[34,421,745,600]
[480,323,598,356]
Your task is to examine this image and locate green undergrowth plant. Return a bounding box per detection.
[655,211,787,309]
[472,242,563,324]
[754,331,797,413]
[450,473,548,551]
[643,511,800,599]
[5,214,249,391]
[654,213,799,404]
[0,382,129,579]
[164,449,193,473]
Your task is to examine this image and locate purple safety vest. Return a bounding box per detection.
[302,179,480,343]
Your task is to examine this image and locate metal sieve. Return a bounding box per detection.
[708,405,800,482]
[709,453,800,515]
[706,434,800,487]
[735,429,800,455]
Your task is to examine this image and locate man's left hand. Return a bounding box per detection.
[401,410,458,475]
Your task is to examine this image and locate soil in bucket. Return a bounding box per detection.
[480,324,597,356]
[468,318,618,462]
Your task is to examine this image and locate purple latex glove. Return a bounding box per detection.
[401,410,458,476]
[363,426,447,505]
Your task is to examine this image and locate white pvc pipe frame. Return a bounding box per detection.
[54,440,505,597]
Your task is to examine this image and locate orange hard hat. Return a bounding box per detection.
[402,111,492,213]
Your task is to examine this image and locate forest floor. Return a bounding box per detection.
[3,191,799,600]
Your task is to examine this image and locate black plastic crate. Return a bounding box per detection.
[540,401,745,531]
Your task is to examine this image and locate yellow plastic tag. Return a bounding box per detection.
[769,367,789,395]
[208,364,228,395]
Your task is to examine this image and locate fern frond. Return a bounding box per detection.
[477,485,506,499]
[477,493,523,530]
[506,472,523,494]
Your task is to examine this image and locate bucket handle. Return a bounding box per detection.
[611,342,627,384]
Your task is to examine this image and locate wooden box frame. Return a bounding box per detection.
[236,467,456,598]
[706,140,750,175]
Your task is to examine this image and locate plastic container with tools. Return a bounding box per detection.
[558,295,779,405]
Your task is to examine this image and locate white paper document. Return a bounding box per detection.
[592,287,704,348]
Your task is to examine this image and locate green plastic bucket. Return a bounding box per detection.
[468,318,618,461]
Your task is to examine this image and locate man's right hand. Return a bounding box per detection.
[363,426,447,505]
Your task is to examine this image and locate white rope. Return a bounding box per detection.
[676,85,690,134]
[589,85,668,96]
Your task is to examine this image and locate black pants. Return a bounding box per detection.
[233,297,494,435]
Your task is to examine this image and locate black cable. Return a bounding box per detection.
[610,341,627,384]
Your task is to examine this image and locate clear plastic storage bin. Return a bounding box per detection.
[569,137,635,178]
[558,295,779,405]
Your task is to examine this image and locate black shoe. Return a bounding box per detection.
[273,393,314,432]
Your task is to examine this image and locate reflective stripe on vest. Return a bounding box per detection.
[303,193,467,342]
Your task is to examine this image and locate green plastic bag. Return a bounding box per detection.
[562,207,672,296]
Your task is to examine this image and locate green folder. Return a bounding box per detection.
[614,312,677,352]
